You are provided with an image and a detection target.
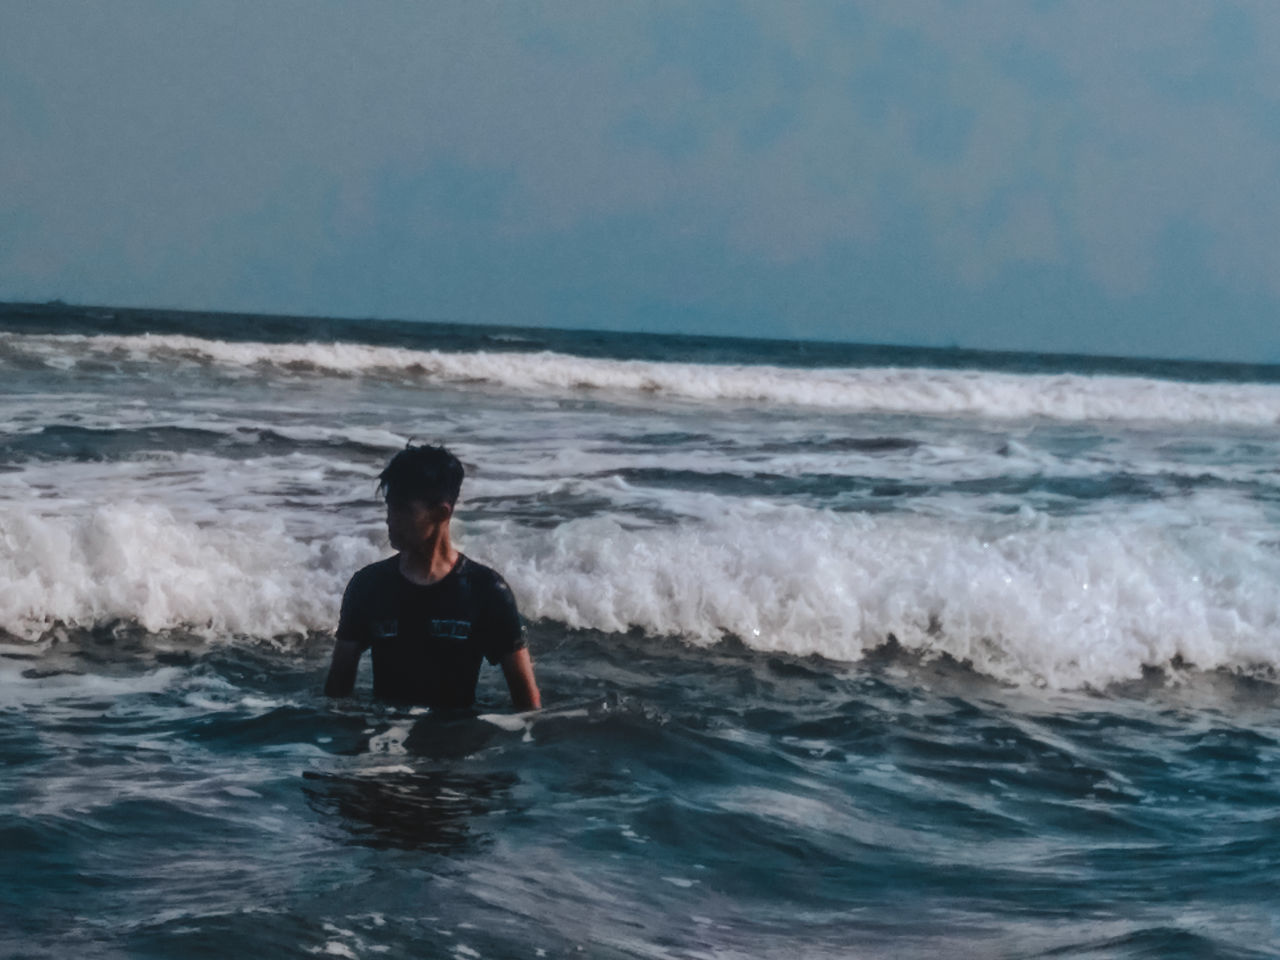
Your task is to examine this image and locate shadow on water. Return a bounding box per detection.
[301,766,518,853]
[302,713,521,853]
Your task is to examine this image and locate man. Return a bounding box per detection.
[324,444,541,711]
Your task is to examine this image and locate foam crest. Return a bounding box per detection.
[476,506,1280,688]
[4,496,1278,689]
[5,332,1280,426]
[0,503,375,640]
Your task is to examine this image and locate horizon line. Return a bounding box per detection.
[3,297,1278,378]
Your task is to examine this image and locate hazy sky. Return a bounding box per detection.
[3,2,1279,362]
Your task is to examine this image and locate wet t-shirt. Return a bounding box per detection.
[336,554,526,708]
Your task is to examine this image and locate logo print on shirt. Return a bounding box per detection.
[372,619,399,639]
[431,619,471,641]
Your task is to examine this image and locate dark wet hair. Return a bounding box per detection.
[377,444,464,506]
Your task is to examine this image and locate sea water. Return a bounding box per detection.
[1,303,1278,959]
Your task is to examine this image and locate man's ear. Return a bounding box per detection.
[436,501,455,522]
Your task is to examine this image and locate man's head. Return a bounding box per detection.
[378,444,464,552]
[378,443,464,508]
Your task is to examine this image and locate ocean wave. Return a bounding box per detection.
[0,422,407,463]
[0,503,377,640]
[5,331,1280,425]
[486,508,1280,689]
[4,500,1277,689]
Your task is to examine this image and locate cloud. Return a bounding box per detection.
[862,1,1280,298]
[1,2,1278,360]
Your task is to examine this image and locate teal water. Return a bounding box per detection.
[1,304,1279,958]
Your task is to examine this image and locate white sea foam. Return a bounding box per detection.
[2,494,1277,689]
[0,502,377,639]
[4,331,1279,426]
[476,504,1280,688]
[0,662,186,709]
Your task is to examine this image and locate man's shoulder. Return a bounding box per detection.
[346,556,400,594]
[457,556,524,654]
[456,555,516,598]
[457,554,507,585]
[336,557,400,641]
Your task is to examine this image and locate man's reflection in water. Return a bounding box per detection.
[303,714,521,852]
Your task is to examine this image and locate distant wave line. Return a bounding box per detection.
[5,331,1280,425]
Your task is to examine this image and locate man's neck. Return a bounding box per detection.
[398,532,459,585]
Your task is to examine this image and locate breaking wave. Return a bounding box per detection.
[5,331,1280,425]
[5,500,1278,689]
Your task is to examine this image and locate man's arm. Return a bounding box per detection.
[500,647,541,711]
[324,638,364,698]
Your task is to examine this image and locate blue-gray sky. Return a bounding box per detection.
[3,1,1279,362]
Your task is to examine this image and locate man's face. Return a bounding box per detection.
[386,496,451,552]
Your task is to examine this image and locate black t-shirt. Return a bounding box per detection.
[336,554,526,708]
